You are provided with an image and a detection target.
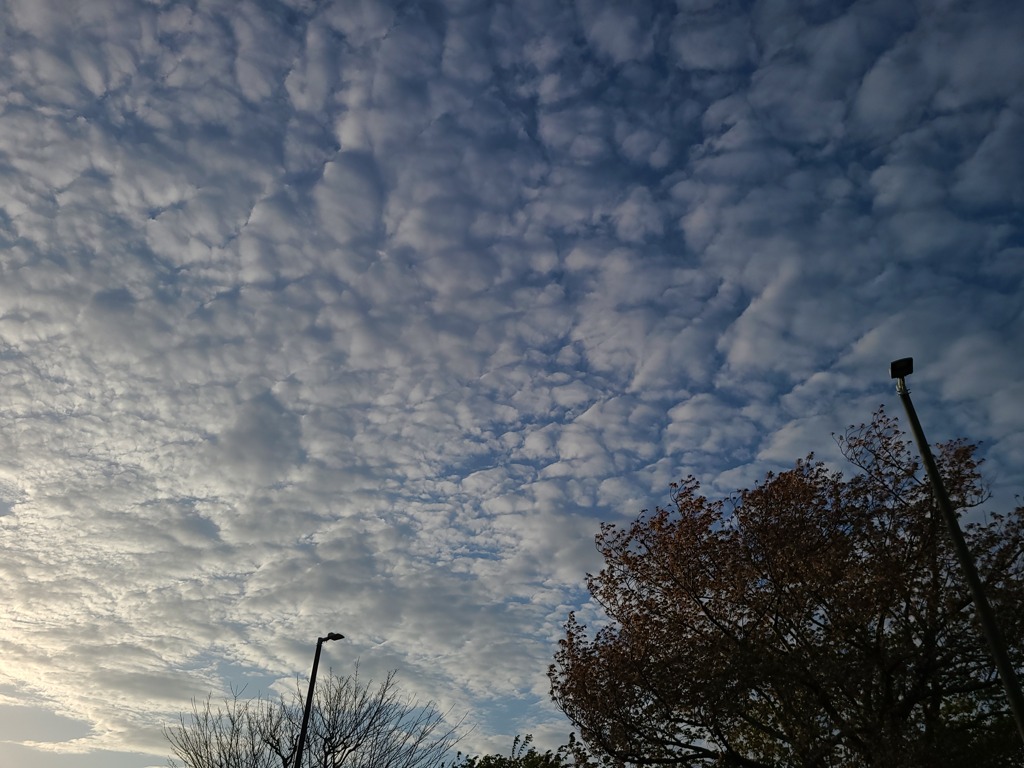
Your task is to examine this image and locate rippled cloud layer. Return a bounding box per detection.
[1,0,1022,765]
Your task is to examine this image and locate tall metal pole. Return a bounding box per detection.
[890,358,1024,745]
[294,632,344,768]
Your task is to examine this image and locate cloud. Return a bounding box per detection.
[576,0,657,65]
[209,391,305,487]
[671,13,754,72]
[0,0,1021,766]
[952,107,1024,211]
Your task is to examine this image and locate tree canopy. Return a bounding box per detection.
[166,668,460,768]
[549,408,1024,767]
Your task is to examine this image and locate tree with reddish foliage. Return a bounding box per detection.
[549,409,1024,767]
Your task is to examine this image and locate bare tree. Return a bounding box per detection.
[166,668,463,768]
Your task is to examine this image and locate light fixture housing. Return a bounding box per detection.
[889,357,913,379]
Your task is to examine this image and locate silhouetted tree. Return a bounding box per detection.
[166,668,461,768]
[550,408,1024,767]
[451,734,568,768]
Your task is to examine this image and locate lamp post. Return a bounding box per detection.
[294,632,345,768]
[890,357,1024,745]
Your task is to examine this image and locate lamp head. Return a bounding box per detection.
[325,632,345,642]
[889,357,913,380]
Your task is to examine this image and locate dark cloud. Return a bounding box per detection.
[213,392,305,485]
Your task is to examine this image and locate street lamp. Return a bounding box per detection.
[294,632,345,768]
[890,357,1024,745]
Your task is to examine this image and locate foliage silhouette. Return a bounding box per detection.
[550,408,1024,767]
[451,734,568,768]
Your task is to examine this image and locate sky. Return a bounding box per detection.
[0,0,1022,765]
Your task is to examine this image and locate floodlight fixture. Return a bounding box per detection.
[889,357,913,380]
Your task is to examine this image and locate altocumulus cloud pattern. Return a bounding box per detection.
[1,0,1023,766]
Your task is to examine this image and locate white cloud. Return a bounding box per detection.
[952,107,1024,210]
[671,15,754,72]
[575,0,656,65]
